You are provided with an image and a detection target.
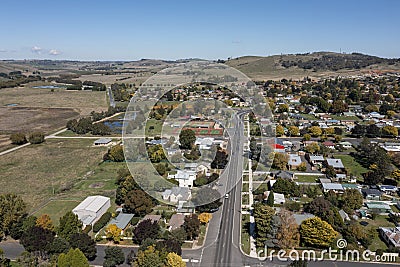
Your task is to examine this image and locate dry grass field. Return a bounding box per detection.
[0,139,110,211]
[0,84,108,115]
[0,106,78,134]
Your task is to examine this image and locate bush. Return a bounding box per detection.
[28,132,45,144]
[130,217,140,226]
[10,132,27,145]
[82,225,92,234]
[93,212,111,232]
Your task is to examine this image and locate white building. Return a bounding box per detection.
[72,195,111,227]
[168,170,196,188]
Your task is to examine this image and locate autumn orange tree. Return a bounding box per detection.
[276,209,300,249]
[105,224,122,243]
[198,213,212,224]
[36,214,54,232]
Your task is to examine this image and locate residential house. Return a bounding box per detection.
[338,141,353,149]
[263,191,286,205]
[293,213,315,226]
[321,183,344,193]
[322,141,335,150]
[108,213,134,233]
[162,187,191,203]
[366,202,392,214]
[288,154,302,170]
[339,210,351,222]
[168,170,196,188]
[168,214,185,231]
[325,158,346,173]
[307,155,325,170]
[142,214,162,224]
[379,227,400,248]
[72,195,111,227]
[378,185,398,195]
[362,188,383,200]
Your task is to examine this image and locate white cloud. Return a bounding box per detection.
[0,49,7,53]
[49,49,61,56]
[31,46,42,54]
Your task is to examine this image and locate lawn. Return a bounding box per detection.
[145,119,163,136]
[359,215,394,251]
[242,182,249,192]
[0,139,119,211]
[331,115,361,121]
[334,154,368,178]
[295,174,323,183]
[242,194,250,205]
[31,200,80,225]
[241,214,251,255]
[197,224,207,246]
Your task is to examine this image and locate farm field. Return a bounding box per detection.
[0,138,116,211]
[0,84,108,115]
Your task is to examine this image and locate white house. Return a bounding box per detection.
[264,191,286,205]
[72,195,111,227]
[168,170,196,188]
[162,187,191,203]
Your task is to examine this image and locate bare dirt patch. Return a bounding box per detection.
[0,106,79,134]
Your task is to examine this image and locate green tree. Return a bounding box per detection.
[123,189,155,216]
[272,153,289,170]
[57,211,82,241]
[303,134,311,141]
[105,144,125,162]
[277,104,289,113]
[276,125,285,136]
[340,189,363,214]
[288,126,300,136]
[179,129,196,149]
[103,246,125,267]
[28,132,45,144]
[10,133,27,145]
[382,125,398,137]
[20,226,54,254]
[164,252,186,267]
[58,248,89,267]
[304,142,320,154]
[133,219,160,245]
[309,126,322,137]
[266,191,274,207]
[134,245,162,267]
[0,193,27,240]
[300,217,337,248]
[69,233,97,260]
[272,178,300,197]
[183,214,200,240]
[253,203,275,247]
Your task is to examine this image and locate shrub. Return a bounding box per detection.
[10,132,27,145]
[93,212,111,232]
[28,132,45,144]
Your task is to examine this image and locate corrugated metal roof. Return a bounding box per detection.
[73,195,110,213]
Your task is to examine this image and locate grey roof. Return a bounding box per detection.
[362,188,383,196]
[339,210,350,221]
[272,170,294,180]
[94,138,112,144]
[322,183,344,191]
[168,214,185,231]
[326,158,345,169]
[288,154,302,166]
[163,187,191,200]
[108,213,134,229]
[142,214,161,223]
[319,178,332,184]
[293,213,315,225]
[309,155,325,161]
[73,195,110,213]
[366,202,391,210]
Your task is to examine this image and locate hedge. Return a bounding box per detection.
[93,212,111,232]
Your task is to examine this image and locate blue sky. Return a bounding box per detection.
[1,0,399,60]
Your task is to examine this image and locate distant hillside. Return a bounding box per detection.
[226,52,400,80]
